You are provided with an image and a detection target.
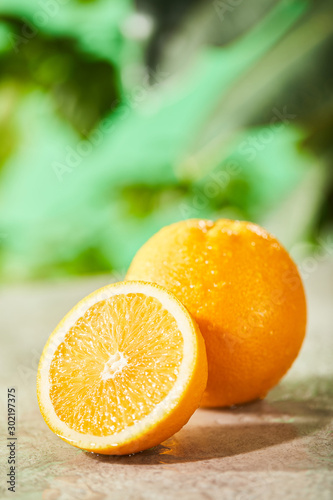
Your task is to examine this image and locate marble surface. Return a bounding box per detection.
[0,260,332,499]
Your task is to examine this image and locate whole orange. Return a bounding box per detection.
[127,219,307,407]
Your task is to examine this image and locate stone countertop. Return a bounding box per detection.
[0,260,332,500]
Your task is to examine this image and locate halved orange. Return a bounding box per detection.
[37,281,207,455]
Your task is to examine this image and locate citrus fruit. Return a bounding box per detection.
[126,219,307,407]
[37,281,207,454]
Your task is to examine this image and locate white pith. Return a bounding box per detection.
[37,281,196,451]
[101,351,128,381]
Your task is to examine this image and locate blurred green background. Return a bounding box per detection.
[0,0,332,283]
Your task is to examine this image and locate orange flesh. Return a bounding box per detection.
[49,293,183,437]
